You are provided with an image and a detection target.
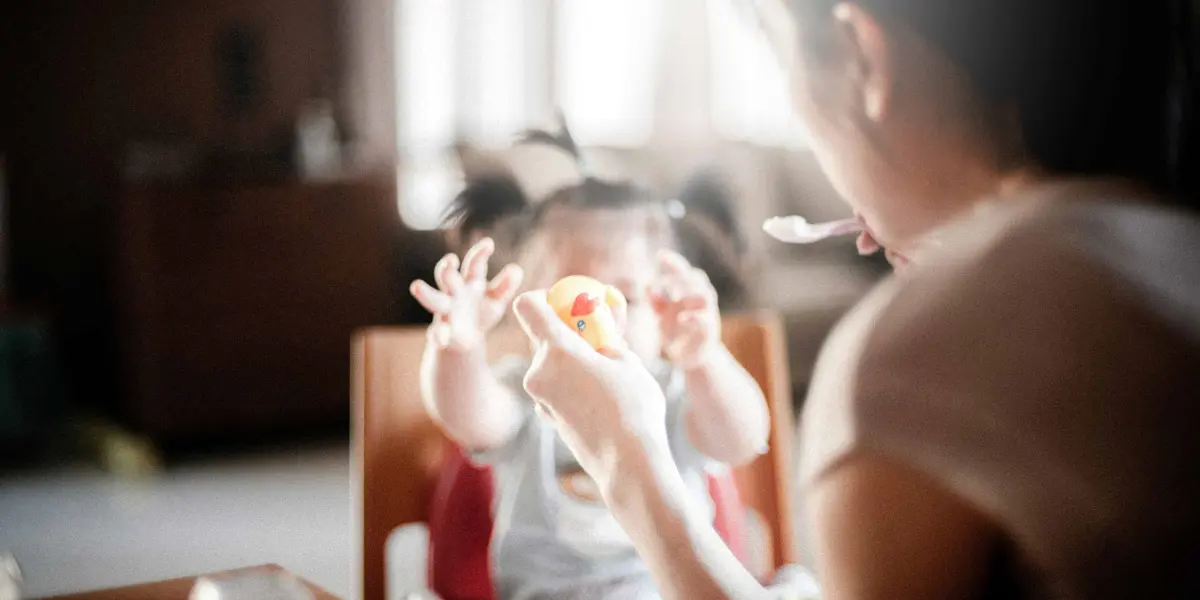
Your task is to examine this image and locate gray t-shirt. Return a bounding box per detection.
[471,356,715,600]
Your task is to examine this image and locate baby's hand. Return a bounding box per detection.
[650,250,721,369]
[410,238,524,350]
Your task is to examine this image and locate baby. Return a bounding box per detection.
[409,134,770,600]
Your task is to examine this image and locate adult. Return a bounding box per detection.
[510,0,1200,598]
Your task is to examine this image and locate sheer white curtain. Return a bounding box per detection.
[395,0,805,229]
[396,0,459,230]
[395,0,663,228]
[707,0,808,147]
[555,0,664,146]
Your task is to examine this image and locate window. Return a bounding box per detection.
[394,0,805,229]
[396,0,457,230]
[396,0,543,230]
[397,0,456,155]
[458,0,529,147]
[707,0,808,147]
[555,0,662,146]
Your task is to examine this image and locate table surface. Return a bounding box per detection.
[38,564,342,600]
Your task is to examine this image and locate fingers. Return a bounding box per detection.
[512,291,575,348]
[649,287,671,311]
[654,250,717,318]
[658,248,693,274]
[650,279,711,316]
[486,263,525,302]
[461,237,495,283]
[676,293,710,313]
[656,250,708,296]
[512,291,594,360]
[410,280,453,315]
[434,253,464,295]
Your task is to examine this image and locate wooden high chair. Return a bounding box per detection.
[352,312,797,600]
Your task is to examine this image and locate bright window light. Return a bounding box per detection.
[556,0,663,146]
[396,0,458,229]
[398,154,463,231]
[397,0,456,154]
[708,0,808,147]
[463,0,527,147]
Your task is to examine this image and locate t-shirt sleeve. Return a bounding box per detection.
[465,356,535,467]
[800,226,1154,530]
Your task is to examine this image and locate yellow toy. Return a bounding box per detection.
[546,275,627,351]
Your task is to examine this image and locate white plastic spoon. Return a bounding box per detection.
[762,216,863,244]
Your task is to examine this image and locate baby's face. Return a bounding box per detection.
[528,227,663,362]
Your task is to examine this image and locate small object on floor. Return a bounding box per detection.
[0,553,22,600]
[71,416,163,478]
[189,569,315,600]
[762,216,861,244]
[546,275,627,351]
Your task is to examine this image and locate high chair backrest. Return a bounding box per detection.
[352,311,796,600]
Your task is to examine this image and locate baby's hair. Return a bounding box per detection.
[673,168,751,309]
[441,117,668,254]
[442,116,750,308]
[441,174,529,254]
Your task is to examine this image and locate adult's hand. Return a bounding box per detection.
[514,290,774,600]
[511,290,670,493]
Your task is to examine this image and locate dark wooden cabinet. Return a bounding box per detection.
[114,179,401,442]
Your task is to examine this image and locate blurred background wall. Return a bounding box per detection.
[0,0,884,454]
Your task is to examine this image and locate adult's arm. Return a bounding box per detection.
[603,434,776,600]
[807,455,999,600]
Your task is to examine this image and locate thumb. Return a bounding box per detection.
[512,290,580,350]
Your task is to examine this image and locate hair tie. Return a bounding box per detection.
[665,198,687,220]
[516,111,591,181]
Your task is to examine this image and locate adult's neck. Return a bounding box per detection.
[996,174,1157,208]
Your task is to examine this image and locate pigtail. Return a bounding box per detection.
[440,172,530,254]
[516,112,592,179]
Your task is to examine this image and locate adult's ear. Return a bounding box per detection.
[831,2,894,123]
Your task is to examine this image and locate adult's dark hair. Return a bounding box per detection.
[791,0,1197,203]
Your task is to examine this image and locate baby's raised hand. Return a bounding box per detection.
[650,250,721,368]
[410,238,524,350]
